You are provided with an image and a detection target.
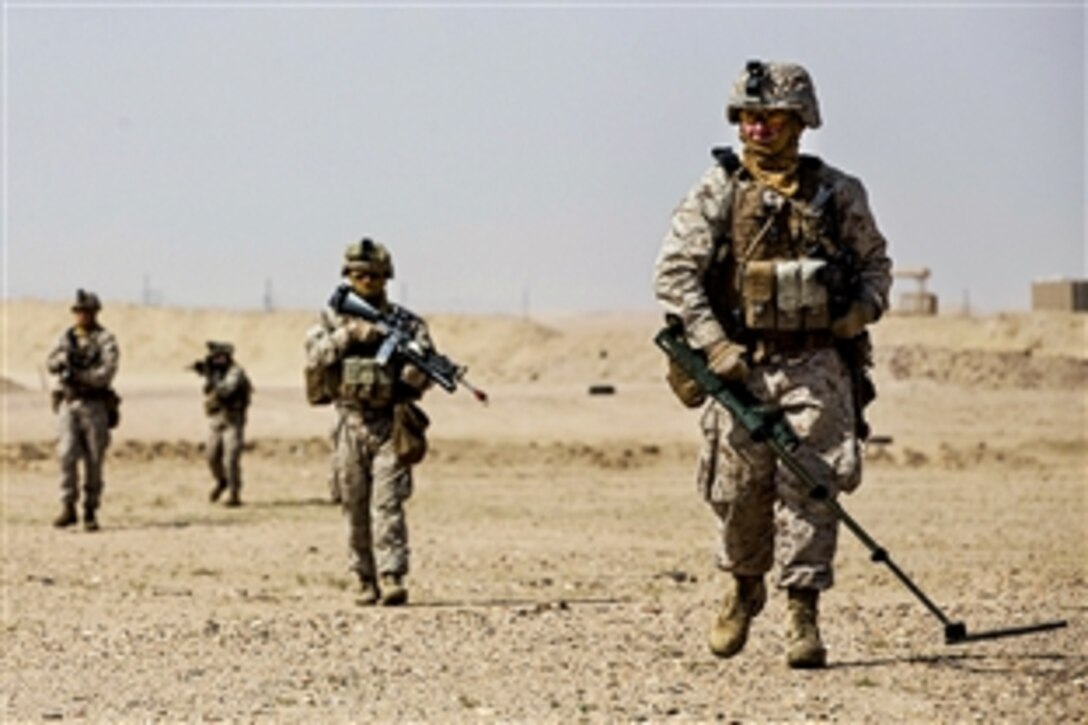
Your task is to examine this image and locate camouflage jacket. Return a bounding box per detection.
[204,362,252,422]
[653,153,892,349]
[46,324,120,399]
[305,304,433,411]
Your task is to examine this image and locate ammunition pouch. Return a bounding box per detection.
[741,258,830,332]
[304,362,339,406]
[393,401,430,464]
[835,332,876,440]
[104,389,121,429]
[340,357,394,408]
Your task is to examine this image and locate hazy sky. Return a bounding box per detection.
[3,2,1085,314]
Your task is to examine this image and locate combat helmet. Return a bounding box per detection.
[71,288,102,313]
[206,340,235,357]
[341,237,394,279]
[726,60,821,129]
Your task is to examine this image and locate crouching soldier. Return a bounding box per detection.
[46,289,120,531]
[305,238,433,606]
[192,341,252,506]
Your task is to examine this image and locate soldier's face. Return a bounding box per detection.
[72,309,95,328]
[349,269,387,299]
[739,109,800,152]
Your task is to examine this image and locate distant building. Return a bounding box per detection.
[1031,279,1088,313]
[892,267,938,316]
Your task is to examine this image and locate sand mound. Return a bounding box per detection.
[0,376,28,393]
[877,346,1088,390]
[3,299,1084,390]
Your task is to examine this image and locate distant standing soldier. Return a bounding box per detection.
[192,341,252,506]
[654,60,892,668]
[46,289,120,531]
[305,238,433,606]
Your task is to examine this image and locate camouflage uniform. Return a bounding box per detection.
[46,290,120,528]
[654,60,892,666]
[305,240,432,604]
[327,401,348,504]
[659,155,891,589]
[200,343,252,506]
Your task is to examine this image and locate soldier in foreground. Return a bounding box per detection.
[46,289,121,531]
[305,239,433,606]
[654,60,892,667]
[191,341,252,507]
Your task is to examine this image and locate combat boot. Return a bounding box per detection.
[53,504,78,529]
[708,574,766,658]
[209,479,227,503]
[83,508,99,532]
[786,587,827,669]
[357,577,380,607]
[225,490,242,508]
[379,573,408,607]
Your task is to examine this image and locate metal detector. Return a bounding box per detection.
[655,323,1067,645]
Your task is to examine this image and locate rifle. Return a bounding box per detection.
[58,329,97,385]
[655,318,1066,646]
[328,283,488,404]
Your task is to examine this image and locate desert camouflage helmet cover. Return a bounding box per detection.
[726,59,821,129]
[341,237,394,279]
[206,340,235,357]
[71,288,102,312]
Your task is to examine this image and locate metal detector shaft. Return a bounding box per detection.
[654,323,1067,645]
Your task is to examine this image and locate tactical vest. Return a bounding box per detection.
[707,147,847,344]
[339,338,396,409]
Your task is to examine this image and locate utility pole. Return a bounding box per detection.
[263,278,274,312]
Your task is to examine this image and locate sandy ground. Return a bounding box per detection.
[1,302,1085,722]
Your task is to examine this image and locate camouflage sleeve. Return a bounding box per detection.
[835,174,892,316]
[45,332,69,374]
[305,307,350,368]
[212,364,246,399]
[75,329,119,389]
[653,165,733,349]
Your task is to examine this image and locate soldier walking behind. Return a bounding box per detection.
[46,289,121,531]
[305,239,433,606]
[654,60,892,668]
[192,341,252,506]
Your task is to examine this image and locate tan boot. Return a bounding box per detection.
[379,573,408,607]
[53,504,78,529]
[83,508,99,532]
[357,577,380,606]
[786,587,827,669]
[209,480,227,503]
[708,575,766,658]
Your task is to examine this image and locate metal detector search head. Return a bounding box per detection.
[945,619,1067,645]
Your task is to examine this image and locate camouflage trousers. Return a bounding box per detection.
[327,405,348,503]
[56,399,111,511]
[697,347,861,591]
[340,408,413,581]
[207,417,245,496]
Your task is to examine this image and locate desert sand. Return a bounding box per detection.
[1,300,1085,722]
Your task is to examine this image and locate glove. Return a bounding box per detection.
[666,359,706,408]
[705,339,749,381]
[401,364,431,391]
[830,300,877,339]
[334,318,383,346]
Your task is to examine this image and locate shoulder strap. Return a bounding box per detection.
[711,146,741,175]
